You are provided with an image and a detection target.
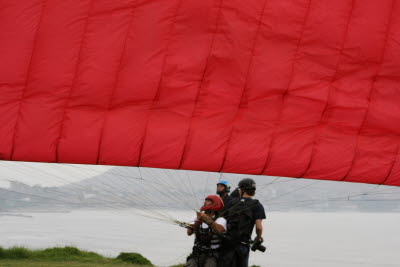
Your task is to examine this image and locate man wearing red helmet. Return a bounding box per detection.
[185,195,227,267]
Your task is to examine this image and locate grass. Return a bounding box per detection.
[0,246,154,266]
[0,260,146,267]
[0,247,263,266]
[0,247,264,267]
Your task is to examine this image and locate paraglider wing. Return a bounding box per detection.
[1,0,400,186]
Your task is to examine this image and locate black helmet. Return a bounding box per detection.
[238,178,256,196]
[238,178,256,190]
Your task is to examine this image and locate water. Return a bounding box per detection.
[1,210,400,267]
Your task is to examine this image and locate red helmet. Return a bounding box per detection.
[201,195,224,211]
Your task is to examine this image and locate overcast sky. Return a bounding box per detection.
[1,160,400,213]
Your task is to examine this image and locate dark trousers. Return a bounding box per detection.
[185,251,219,267]
[218,244,249,267]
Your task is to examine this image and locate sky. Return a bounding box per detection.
[1,160,400,213]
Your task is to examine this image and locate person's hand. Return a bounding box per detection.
[196,212,203,221]
[200,213,213,225]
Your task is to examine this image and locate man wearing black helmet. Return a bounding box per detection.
[219,178,265,267]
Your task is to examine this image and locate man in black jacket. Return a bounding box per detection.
[219,178,266,267]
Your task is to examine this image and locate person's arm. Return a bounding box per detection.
[255,219,263,241]
[208,220,225,234]
[187,220,201,236]
[187,213,202,236]
[198,213,225,234]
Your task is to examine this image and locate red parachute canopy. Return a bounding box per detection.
[0,0,400,186]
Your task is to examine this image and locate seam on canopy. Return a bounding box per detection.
[259,0,313,175]
[96,0,140,165]
[137,0,184,167]
[301,0,356,178]
[0,83,25,87]
[218,0,269,173]
[10,0,48,160]
[55,0,95,163]
[342,0,396,181]
[178,0,224,169]
[382,143,400,185]
[91,4,136,18]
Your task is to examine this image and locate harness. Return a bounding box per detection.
[225,198,259,244]
[193,218,223,252]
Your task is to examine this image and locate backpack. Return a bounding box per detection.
[224,198,259,245]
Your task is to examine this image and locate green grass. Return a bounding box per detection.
[0,246,154,266]
[116,253,152,265]
[0,260,147,267]
[0,247,264,267]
